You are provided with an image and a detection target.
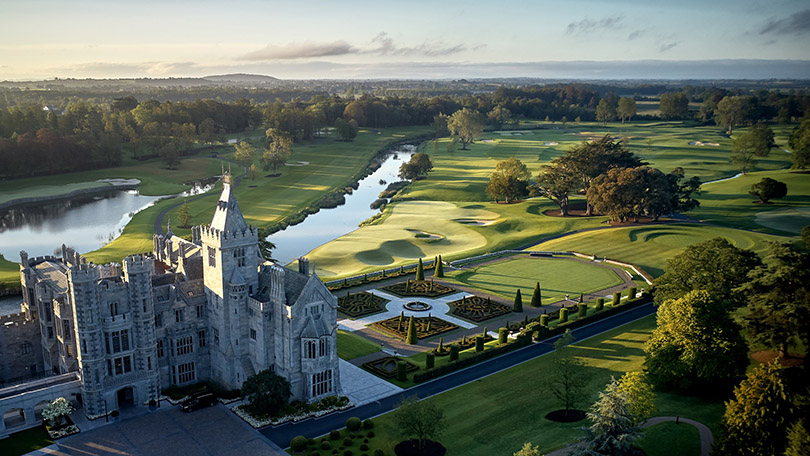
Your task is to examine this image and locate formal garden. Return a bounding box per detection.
[338,291,390,318]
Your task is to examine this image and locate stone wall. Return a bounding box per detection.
[0,312,44,383]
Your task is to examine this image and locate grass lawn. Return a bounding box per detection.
[690,167,810,235]
[638,422,701,456]
[337,330,382,361]
[0,426,54,456]
[359,314,725,456]
[444,256,624,304]
[529,223,788,277]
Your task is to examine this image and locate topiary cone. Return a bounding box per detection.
[416,258,425,281]
[435,255,444,278]
[531,282,542,307]
[406,316,417,345]
[513,289,523,312]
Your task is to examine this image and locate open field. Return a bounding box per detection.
[444,256,624,304]
[363,315,724,456]
[639,422,701,456]
[0,426,53,456]
[528,223,787,277]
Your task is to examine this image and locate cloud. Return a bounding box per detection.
[366,32,467,56]
[237,41,356,60]
[659,42,679,52]
[627,29,649,41]
[759,9,810,35]
[566,16,624,35]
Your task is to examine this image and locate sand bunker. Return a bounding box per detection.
[480,139,495,143]
[455,219,497,226]
[543,141,559,146]
[286,161,311,167]
[97,178,141,186]
[689,141,720,146]
[406,229,443,240]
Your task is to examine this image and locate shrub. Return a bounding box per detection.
[111,410,119,417]
[360,444,369,451]
[367,431,375,438]
[498,327,508,344]
[577,303,587,318]
[596,298,605,311]
[346,417,362,431]
[416,258,425,281]
[539,314,549,326]
[425,353,435,369]
[513,289,523,312]
[450,345,460,361]
[363,418,374,429]
[308,438,317,446]
[148,399,156,407]
[435,255,444,278]
[628,287,637,299]
[343,451,353,456]
[310,452,320,456]
[330,430,340,440]
[321,441,333,450]
[560,308,569,323]
[475,336,484,352]
[343,437,353,447]
[374,451,384,456]
[291,435,308,453]
[531,282,542,307]
[612,291,621,306]
[396,362,407,381]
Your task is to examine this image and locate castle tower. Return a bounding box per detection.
[68,258,106,417]
[200,172,259,389]
[122,255,160,404]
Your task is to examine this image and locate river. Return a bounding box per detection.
[267,144,417,264]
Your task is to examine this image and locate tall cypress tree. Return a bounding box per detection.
[531,282,542,307]
[406,316,417,345]
[513,289,523,312]
[435,255,444,278]
[416,258,425,281]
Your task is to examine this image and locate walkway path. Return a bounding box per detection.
[545,416,714,456]
[260,302,655,447]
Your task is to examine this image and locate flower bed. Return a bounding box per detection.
[381,279,456,298]
[45,416,79,439]
[233,395,352,428]
[361,356,420,379]
[337,291,389,318]
[449,295,511,322]
[371,315,459,340]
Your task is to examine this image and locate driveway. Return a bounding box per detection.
[29,404,282,456]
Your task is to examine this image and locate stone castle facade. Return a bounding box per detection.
[6,173,341,418]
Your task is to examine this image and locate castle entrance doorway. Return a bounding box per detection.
[116,387,135,409]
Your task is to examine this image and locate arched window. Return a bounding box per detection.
[319,337,328,357]
[303,340,317,359]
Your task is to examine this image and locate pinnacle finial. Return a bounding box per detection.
[167,217,173,236]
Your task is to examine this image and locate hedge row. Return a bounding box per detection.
[413,334,533,383]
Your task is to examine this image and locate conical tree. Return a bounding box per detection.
[531,282,542,307]
[513,289,523,312]
[435,255,444,278]
[406,316,417,345]
[416,258,425,281]
[578,292,584,303]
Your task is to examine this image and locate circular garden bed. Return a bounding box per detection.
[371,315,459,340]
[449,295,511,322]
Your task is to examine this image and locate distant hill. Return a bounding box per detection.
[203,73,279,83]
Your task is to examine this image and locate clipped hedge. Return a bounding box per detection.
[413,334,532,383]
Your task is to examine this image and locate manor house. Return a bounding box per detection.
[5,173,340,420]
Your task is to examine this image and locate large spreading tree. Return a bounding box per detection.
[715,95,754,135]
[393,396,447,451]
[447,108,485,150]
[533,161,579,216]
[730,122,776,174]
[241,369,292,417]
[652,237,761,307]
[398,152,434,180]
[643,290,749,390]
[789,119,810,169]
[547,331,589,418]
[486,157,531,203]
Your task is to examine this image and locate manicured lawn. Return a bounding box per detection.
[638,422,701,456]
[337,330,382,361]
[0,426,54,456]
[529,223,787,277]
[445,256,624,304]
[690,168,810,235]
[361,314,725,456]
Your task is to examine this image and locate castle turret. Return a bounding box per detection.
[68,258,105,417]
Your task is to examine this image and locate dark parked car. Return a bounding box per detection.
[180,392,217,412]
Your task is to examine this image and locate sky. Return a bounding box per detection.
[1,0,809,80]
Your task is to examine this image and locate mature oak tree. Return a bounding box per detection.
[447,107,485,150]
[749,177,787,203]
[617,97,637,124]
[730,122,776,174]
[789,119,810,169]
[393,396,447,451]
[548,331,589,418]
[533,162,579,216]
[715,95,754,135]
[398,152,433,180]
[486,157,531,203]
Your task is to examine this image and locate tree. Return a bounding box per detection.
[548,330,588,417]
[199,117,217,142]
[262,129,293,174]
[447,108,485,150]
[247,163,258,180]
[714,361,794,456]
[715,95,753,135]
[531,282,542,307]
[486,157,531,203]
[595,98,617,125]
[659,92,689,120]
[643,290,749,390]
[177,200,192,227]
[653,237,761,307]
[789,119,810,169]
[334,118,358,141]
[731,122,776,174]
[742,242,810,358]
[159,141,181,169]
[406,316,417,345]
[233,141,255,170]
[615,371,656,424]
[392,396,447,451]
[513,289,523,312]
[398,152,433,180]
[256,227,276,260]
[434,255,444,278]
[587,166,673,222]
[487,105,513,129]
[416,258,424,281]
[513,443,541,456]
[42,397,74,428]
[749,177,788,203]
[617,97,637,124]
[785,420,810,456]
[571,377,642,456]
[533,162,579,216]
[241,369,292,417]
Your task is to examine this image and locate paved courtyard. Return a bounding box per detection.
[338,359,402,406]
[28,404,282,456]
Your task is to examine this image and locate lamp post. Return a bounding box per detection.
[104,399,108,423]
